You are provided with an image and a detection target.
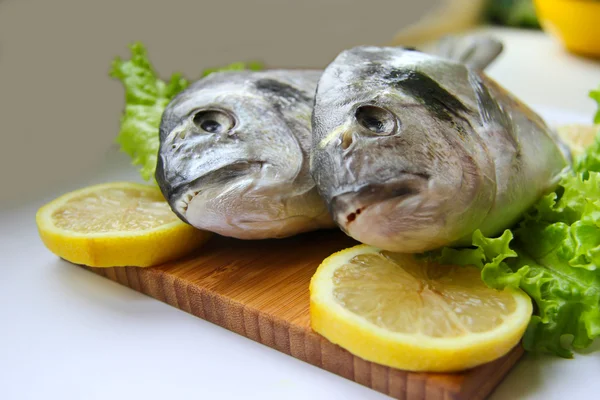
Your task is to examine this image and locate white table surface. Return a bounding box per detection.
[2,27,599,400]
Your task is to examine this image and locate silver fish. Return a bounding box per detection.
[156,70,335,239]
[310,45,571,253]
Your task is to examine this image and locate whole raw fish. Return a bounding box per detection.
[310,44,571,253]
[156,70,335,239]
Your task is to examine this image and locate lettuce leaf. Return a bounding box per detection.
[591,86,600,124]
[201,61,263,77]
[110,42,263,182]
[577,88,600,174]
[109,43,189,182]
[430,129,600,357]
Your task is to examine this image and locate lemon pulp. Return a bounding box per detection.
[333,252,517,337]
[36,182,212,268]
[51,186,179,233]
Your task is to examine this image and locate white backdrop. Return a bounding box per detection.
[0,0,440,207]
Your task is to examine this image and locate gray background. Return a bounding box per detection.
[0,0,440,207]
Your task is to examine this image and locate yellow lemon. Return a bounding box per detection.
[310,245,532,372]
[36,182,212,268]
[534,0,600,58]
[556,124,599,157]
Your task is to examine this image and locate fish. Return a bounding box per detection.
[310,43,572,253]
[155,69,336,240]
[154,34,505,241]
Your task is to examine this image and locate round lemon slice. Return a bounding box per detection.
[36,182,212,268]
[309,245,532,372]
[556,124,599,156]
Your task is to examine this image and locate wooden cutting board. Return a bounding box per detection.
[82,229,523,400]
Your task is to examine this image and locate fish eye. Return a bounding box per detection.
[355,105,396,135]
[193,109,235,134]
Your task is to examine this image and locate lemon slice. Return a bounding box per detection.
[557,124,599,156]
[36,182,212,268]
[309,245,532,372]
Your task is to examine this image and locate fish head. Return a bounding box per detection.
[156,70,331,239]
[311,46,495,252]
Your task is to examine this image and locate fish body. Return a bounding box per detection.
[310,46,571,253]
[156,70,335,239]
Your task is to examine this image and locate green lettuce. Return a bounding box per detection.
[201,61,263,78]
[591,85,600,124]
[485,0,541,30]
[109,43,189,182]
[110,42,262,182]
[430,107,600,357]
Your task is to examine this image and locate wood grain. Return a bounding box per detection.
[82,230,523,400]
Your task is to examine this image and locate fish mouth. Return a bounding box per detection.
[330,173,429,228]
[171,161,265,218]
